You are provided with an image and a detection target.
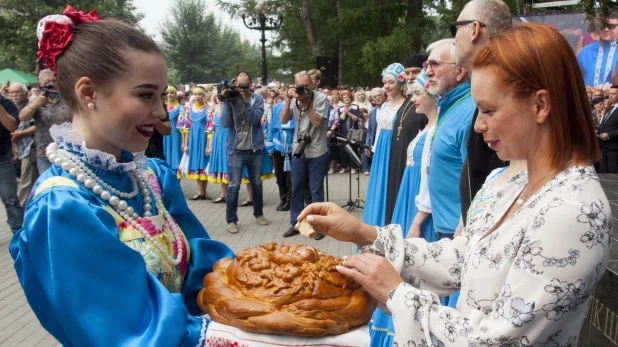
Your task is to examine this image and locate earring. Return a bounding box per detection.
[87,103,94,109]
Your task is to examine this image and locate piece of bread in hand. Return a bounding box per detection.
[299,219,316,237]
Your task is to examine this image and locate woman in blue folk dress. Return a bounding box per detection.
[370,72,440,347]
[207,102,229,203]
[164,86,182,172]
[186,87,212,200]
[391,72,437,239]
[10,10,233,346]
[362,63,407,227]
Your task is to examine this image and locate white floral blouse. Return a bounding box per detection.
[363,166,612,346]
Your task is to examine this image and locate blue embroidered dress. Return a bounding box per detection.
[164,103,183,170]
[362,101,402,227]
[187,105,212,180]
[9,124,233,346]
[207,105,229,184]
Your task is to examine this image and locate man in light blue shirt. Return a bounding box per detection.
[426,39,476,238]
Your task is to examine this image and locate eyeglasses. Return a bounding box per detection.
[423,60,456,70]
[603,23,618,30]
[449,20,487,37]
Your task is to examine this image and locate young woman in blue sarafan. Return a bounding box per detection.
[10,7,234,346]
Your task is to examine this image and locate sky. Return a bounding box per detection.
[133,0,269,44]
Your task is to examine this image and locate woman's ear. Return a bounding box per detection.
[74,77,96,111]
[533,90,551,124]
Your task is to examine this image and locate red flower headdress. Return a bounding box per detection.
[36,5,101,73]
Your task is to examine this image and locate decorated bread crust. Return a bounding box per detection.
[198,243,376,336]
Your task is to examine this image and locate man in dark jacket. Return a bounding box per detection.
[453,0,512,226]
[598,86,618,173]
[384,54,428,224]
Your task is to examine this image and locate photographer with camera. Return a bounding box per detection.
[219,72,269,234]
[280,72,329,238]
[19,69,72,173]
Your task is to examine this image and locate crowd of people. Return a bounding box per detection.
[0,1,613,346]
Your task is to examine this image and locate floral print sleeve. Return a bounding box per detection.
[363,225,468,298]
[370,167,611,346]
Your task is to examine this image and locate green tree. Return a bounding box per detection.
[161,0,259,83]
[0,0,141,73]
[216,0,612,86]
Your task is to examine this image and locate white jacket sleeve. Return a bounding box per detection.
[415,126,435,213]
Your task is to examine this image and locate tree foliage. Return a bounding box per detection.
[160,0,263,84]
[214,0,529,86]
[0,0,141,73]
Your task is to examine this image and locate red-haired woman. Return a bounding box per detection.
[298,23,609,346]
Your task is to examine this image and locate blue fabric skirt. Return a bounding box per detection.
[362,129,393,227]
[391,167,437,239]
[207,125,228,183]
[163,107,182,170]
[187,115,209,172]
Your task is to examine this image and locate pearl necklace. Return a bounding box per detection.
[515,160,573,206]
[46,143,184,266]
[47,149,138,199]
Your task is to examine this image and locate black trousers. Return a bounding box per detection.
[273,150,292,202]
[600,148,618,173]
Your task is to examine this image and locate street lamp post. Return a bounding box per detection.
[241,1,283,85]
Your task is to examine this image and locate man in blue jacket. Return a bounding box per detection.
[220,72,269,234]
[266,97,295,211]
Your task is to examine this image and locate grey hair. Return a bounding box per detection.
[371,87,386,96]
[463,0,512,38]
[295,71,310,82]
[9,82,28,92]
[38,69,54,80]
[427,39,457,62]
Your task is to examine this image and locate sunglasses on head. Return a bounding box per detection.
[449,20,487,37]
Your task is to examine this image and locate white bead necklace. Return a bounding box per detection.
[46,143,184,266]
[47,148,139,199]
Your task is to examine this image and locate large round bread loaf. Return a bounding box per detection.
[198,242,376,336]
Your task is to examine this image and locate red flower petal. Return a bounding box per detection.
[62,5,101,25]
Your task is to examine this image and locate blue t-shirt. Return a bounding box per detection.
[577,41,618,87]
[428,82,476,234]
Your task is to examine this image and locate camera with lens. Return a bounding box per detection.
[217,80,250,101]
[293,134,312,158]
[42,81,54,97]
[295,85,306,97]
